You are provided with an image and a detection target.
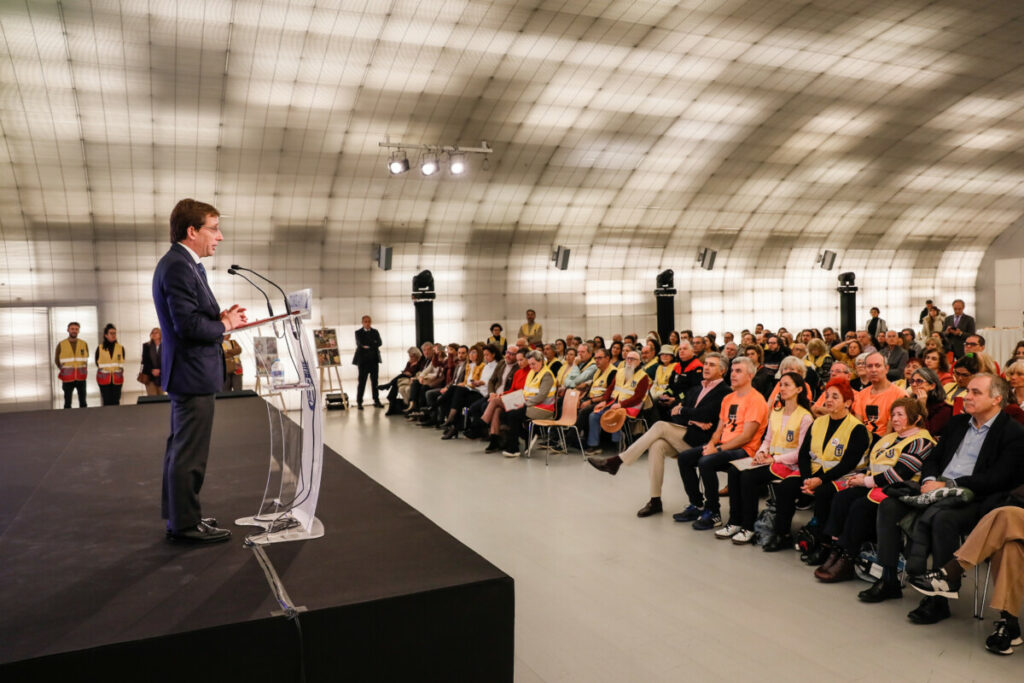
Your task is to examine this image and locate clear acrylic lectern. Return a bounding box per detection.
[231,310,324,545]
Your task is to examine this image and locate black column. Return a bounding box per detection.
[656,294,675,344]
[837,273,858,338]
[414,301,434,346]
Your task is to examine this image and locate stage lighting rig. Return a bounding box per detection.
[379,139,492,177]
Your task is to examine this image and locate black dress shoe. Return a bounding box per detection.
[441,426,458,440]
[587,454,622,475]
[168,521,231,544]
[802,543,832,566]
[374,401,385,408]
[636,499,663,517]
[762,533,793,553]
[485,437,503,453]
[907,595,951,624]
[357,404,364,410]
[858,579,903,603]
[166,517,218,536]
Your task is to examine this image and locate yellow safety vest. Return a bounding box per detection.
[865,429,935,479]
[589,365,615,399]
[58,338,89,382]
[555,363,571,387]
[945,383,964,405]
[893,379,907,392]
[96,343,125,385]
[612,367,653,409]
[652,362,677,398]
[642,358,658,375]
[808,413,861,474]
[768,406,812,456]
[523,366,556,406]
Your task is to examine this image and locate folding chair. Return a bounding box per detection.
[528,390,585,465]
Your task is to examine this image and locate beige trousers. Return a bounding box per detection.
[619,420,689,497]
[144,380,164,396]
[955,505,1024,616]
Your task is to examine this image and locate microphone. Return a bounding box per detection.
[231,264,291,315]
[228,267,274,317]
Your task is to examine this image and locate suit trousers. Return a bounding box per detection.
[619,421,688,497]
[162,393,216,532]
[876,496,980,573]
[63,380,87,408]
[356,362,380,404]
[677,446,747,514]
[955,506,1024,615]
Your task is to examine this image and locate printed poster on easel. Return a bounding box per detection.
[253,336,279,376]
[314,328,341,367]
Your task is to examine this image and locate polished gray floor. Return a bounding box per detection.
[322,407,1020,682]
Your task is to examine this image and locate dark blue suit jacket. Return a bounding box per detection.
[152,243,226,395]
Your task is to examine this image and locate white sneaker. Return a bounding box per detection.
[502,450,520,458]
[732,529,756,545]
[715,524,742,539]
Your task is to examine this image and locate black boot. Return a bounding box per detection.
[485,435,503,453]
[858,567,902,603]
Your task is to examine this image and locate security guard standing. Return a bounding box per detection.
[95,323,126,406]
[55,321,89,408]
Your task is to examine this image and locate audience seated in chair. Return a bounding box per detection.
[716,372,814,545]
[862,374,1024,627]
[673,357,769,532]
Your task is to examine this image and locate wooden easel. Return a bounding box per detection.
[255,371,287,412]
[316,317,348,408]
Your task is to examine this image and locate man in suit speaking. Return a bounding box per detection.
[153,198,247,543]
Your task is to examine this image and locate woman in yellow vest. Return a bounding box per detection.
[501,350,556,457]
[554,347,576,387]
[812,397,936,583]
[95,323,126,406]
[763,378,870,554]
[486,323,507,354]
[717,372,814,545]
[585,351,651,455]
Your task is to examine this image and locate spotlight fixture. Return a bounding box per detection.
[449,152,466,175]
[388,150,409,175]
[420,153,439,176]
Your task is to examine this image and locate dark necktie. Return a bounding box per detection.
[197,262,208,283]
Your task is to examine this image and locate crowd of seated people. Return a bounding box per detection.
[373,304,1024,655]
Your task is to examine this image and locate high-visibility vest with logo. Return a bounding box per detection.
[864,429,935,479]
[58,338,89,382]
[613,367,653,410]
[523,366,556,409]
[96,343,125,386]
[808,413,861,474]
[589,365,615,399]
[651,362,679,398]
[768,406,812,456]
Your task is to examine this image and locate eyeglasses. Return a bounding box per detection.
[909,378,929,385]
[954,371,972,378]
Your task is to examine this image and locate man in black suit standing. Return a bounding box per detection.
[943,298,976,359]
[353,315,384,409]
[152,198,247,544]
[858,373,1024,623]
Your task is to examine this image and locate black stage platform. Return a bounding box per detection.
[0,397,514,681]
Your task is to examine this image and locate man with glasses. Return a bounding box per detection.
[153,199,247,544]
[575,348,617,446]
[948,355,980,414]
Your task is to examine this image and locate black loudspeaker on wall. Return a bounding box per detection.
[374,244,393,271]
[552,246,570,270]
[697,247,717,271]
